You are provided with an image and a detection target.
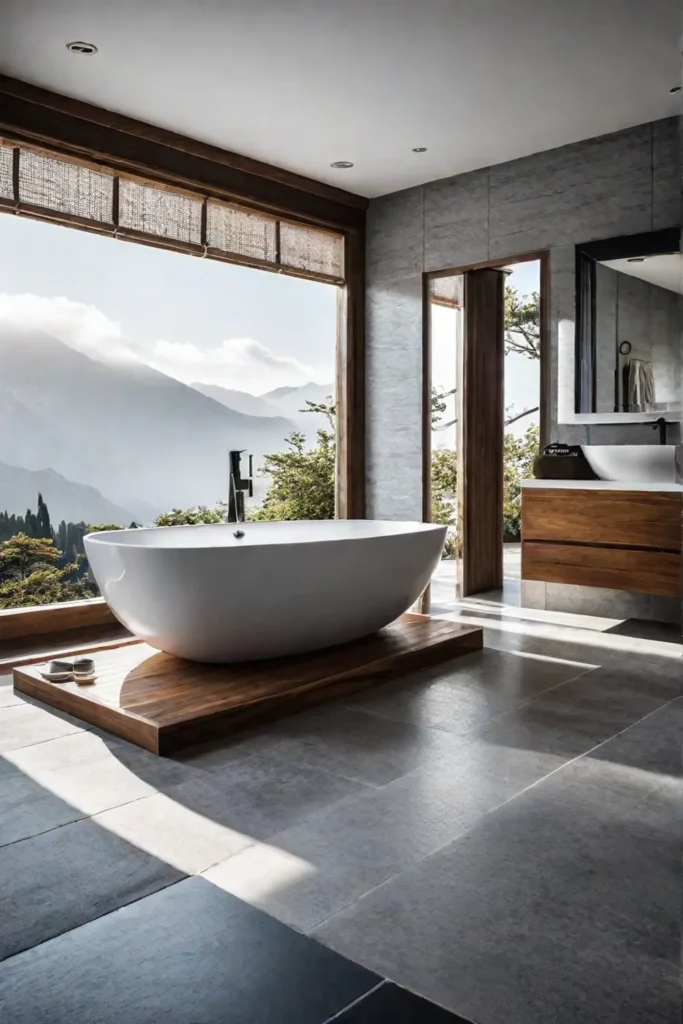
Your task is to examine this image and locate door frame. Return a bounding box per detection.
[422,250,549,604]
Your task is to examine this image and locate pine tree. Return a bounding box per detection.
[36,493,52,540]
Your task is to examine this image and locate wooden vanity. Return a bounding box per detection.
[521,483,682,598]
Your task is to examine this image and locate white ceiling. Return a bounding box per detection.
[601,253,683,294]
[0,0,680,198]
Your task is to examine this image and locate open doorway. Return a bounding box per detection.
[425,254,546,614]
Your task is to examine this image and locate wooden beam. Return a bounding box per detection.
[336,226,366,518]
[0,75,367,230]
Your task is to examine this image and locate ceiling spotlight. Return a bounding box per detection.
[66,40,98,55]
[330,160,353,169]
[412,147,428,153]
[670,85,681,94]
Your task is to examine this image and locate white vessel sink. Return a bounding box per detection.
[582,445,680,483]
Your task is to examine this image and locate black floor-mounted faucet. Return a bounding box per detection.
[652,417,668,445]
[228,450,253,522]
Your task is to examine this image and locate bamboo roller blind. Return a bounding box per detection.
[0,140,345,284]
[430,275,464,309]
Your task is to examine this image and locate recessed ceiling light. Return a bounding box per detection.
[670,85,681,94]
[330,160,353,169]
[412,147,427,153]
[66,40,98,55]
[627,257,646,262]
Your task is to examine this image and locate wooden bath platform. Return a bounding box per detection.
[13,613,483,755]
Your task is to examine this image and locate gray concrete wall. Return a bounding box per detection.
[366,117,680,520]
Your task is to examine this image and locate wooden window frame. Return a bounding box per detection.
[0,76,366,641]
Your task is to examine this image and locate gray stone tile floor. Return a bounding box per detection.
[0,593,680,1024]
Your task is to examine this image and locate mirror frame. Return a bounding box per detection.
[574,226,681,415]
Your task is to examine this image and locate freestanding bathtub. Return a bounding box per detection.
[84,519,446,663]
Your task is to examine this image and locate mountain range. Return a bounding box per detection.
[0,461,137,527]
[0,323,311,522]
[191,380,334,434]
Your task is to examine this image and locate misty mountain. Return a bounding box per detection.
[262,382,335,418]
[191,382,281,419]
[0,461,137,527]
[0,324,296,515]
[191,380,335,442]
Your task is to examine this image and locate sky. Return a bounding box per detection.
[0,211,539,421]
[0,213,337,394]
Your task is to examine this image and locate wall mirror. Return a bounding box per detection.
[575,227,682,420]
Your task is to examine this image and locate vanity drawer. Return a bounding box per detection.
[522,489,682,551]
[522,541,681,597]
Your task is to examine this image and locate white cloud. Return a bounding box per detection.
[0,293,137,364]
[0,293,331,394]
[149,337,326,394]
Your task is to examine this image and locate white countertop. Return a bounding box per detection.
[522,479,683,492]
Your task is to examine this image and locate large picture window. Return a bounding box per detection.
[0,143,342,613]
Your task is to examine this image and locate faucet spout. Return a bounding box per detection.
[652,417,668,446]
[227,450,253,522]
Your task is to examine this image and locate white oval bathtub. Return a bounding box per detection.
[84,519,446,663]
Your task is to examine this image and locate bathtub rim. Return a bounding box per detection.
[84,519,447,551]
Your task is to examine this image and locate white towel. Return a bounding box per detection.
[627,359,655,412]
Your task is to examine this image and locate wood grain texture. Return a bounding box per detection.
[522,541,680,597]
[0,623,134,672]
[336,226,366,518]
[0,599,117,642]
[522,488,682,550]
[461,268,505,595]
[13,615,483,756]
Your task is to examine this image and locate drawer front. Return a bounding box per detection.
[522,541,681,598]
[522,489,682,551]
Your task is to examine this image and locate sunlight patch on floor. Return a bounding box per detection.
[203,842,317,904]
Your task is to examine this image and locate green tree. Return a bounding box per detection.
[154,505,228,527]
[0,534,61,582]
[505,285,540,360]
[36,493,52,539]
[0,565,96,608]
[248,400,336,522]
[0,532,97,608]
[503,423,539,540]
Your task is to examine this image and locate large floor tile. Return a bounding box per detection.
[342,648,593,733]
[2,731,194,831]
[0,675,23,707]
[314,742,680,1024]
[334,982,468,1022]
[205,731,561,932]
[0,758,88,847]
[247,704,462,786]
[590,698,682,778]
[0,877,380,1024]
[94,752,365,874]
[0,702,84,753]
[0,817,184,960]
[476,665,670,763]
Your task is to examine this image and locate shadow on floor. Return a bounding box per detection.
[604,618,682,645]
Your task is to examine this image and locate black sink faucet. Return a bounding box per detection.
[652,417,668,445]
[227,450,253,522]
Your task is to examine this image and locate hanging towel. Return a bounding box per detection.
[627,359,655,412]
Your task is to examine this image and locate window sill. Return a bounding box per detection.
[0,598,117,642]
